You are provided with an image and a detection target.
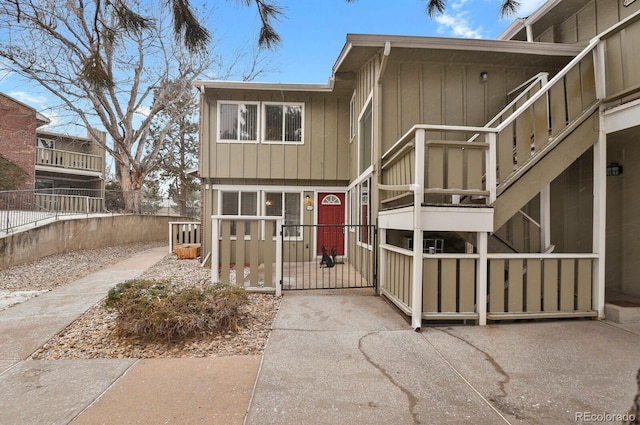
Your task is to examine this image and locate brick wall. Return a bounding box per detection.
[0,94,37,190]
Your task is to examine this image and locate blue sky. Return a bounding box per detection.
[0,0,547,131]
[211,0,547,83]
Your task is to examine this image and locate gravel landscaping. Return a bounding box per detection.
[0,242,280,359]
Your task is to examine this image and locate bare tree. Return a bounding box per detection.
[0,1,212,212]
[147,79,199,217]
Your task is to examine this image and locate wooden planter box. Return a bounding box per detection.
[175,243,201,260]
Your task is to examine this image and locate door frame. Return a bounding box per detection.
[313,191,348,258]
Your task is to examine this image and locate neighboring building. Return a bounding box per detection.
[196,0,640,327]
[0,92,106,213]
[34,129,106,196]
[0,93,49,190]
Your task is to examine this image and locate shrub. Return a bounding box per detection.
[105,279,248,342]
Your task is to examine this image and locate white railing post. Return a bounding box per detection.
[275,218,283,297]
[211,216,220,284]
[379,228,387,294]
[476,232,488,326]
[411,129,425,331]
[486,132,497,204]
[593,106,607,319]
[593,40,606,100]
[540,185,551,251]
[168,223,174,254]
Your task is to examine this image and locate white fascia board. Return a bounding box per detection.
[378,206,494,232]
[421,207,494,232]
[193,80,333,92]
[497,18,526,41]
[210,183,348,192]
[603,98,640,134]
[342,33,582,57]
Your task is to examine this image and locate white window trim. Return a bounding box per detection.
[346,173,373,250]
[321,194,342,205]
[261,101,305,145]
[357,178,373,250]
[218,190,259,240]
[349,92,356,143]
[263,190,304,241]
[216,100,260,144]
[217,188,304,241]
[357,92,374,175]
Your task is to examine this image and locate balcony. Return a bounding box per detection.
[35,147,103,175]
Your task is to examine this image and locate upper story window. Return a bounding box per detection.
[217,100,304,144]
[37,137,54,149]
[349,93,356,142]
[263,103,304,144]
[358,99,373,174]
[218,101,259,143]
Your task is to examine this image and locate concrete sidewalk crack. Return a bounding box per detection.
[427,328,519,423]
[358,332,420,425]
[437,328,511,399]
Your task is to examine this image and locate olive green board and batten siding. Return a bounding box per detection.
[379,62,555,154]
[200,91,350,182]
[547,0,640,44]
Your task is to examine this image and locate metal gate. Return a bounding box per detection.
[281,224,377,290]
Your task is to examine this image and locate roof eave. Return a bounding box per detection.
[193,80,333,92]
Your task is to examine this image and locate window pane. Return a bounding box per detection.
[265,192,283,217]
[219,104,238,140]
[221,191,238,236]
[284,105,302,142]
[284,193,301,237]
[265,105,283,141]
[240,104,257,141]
[241,192,257,215]
[221,192,238,214]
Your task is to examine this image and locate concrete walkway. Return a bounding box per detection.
[0,248,639,424]
[0,247,261,425]
[247,292,640,425]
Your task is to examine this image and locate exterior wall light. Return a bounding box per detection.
[305,195,314,211]
[607,162,623,176]
[480,71,489,82]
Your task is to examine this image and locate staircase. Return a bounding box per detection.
[378,9,640,328]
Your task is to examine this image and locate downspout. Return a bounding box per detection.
[377,41,391,84]
[525,24,534,42]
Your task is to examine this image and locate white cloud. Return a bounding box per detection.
[8,91,50,110]
[435,13,485,39]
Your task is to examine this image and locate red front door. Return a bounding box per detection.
[317,193,345,256]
